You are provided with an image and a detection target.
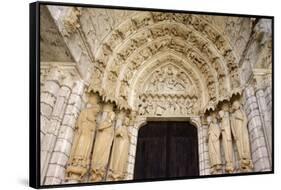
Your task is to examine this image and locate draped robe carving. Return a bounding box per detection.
[91,111,115,182]
[207,114,222,174]
[218,109,234,173]
[66,105,100,182]
[107,117,130,181]
[230,101,253,171]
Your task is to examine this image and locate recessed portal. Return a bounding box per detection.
[134,121,199,180]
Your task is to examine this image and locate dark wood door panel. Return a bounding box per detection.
[134,121,199,180]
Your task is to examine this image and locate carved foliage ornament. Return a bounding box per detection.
[63,7,82,37]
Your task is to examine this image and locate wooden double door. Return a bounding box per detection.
[134,121,199,180]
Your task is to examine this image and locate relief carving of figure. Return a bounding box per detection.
[91,111,115,182]
[90,67,102,90]
[230,100,253,172]
[66,95,100,182]
[185,98,193,114]
[155,97,166,116]
[207,113,222,174]
[218,104,234,173]
[179,97,187,115]
[138,98,147,116]
[107,117,130,181]
[146,96,154,114]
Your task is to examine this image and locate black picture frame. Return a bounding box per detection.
[30,1,274,189]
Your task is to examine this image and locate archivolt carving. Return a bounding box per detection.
[88,11,241,114]
[116,35,228,106]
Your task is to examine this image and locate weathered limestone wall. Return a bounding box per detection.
[44,80,86,185]
[243,87,271,172]
[198,121,211,175]
[41,73,73,184]
[40,62,86,185]
[125,117,140,180]
[239,18,272,172]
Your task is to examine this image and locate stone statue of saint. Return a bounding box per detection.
[230,100,253,172]
[107,116,130,181]
[146,97,154,114]
[66,97,100,182]
[91,111,115,182]
[218,106,234,173]
[207,113,222,174]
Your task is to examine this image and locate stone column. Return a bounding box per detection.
[264,85,272,122]
[125,115,143,180]
[40,67,62,144]
[195,116,209,176]
[255,86,272,164]
[44,80,85,185]
[243,86,271,171]
[41,74,73,184]
[198,122,210,175]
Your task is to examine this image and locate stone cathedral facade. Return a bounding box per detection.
[40,5,272,185]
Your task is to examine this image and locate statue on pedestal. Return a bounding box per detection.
[218,103,234,173]
[66,94,100,182]
[230,100,253,172]
[91,110,115,182]
[207,112,222,174]
[107,116,130,181]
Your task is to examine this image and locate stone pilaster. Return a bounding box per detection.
[198,116,210,175]
[40,67,62,144]
[255,87,272,164]
[125,116,143,180]
[41,74,73,184]
[195,117,208,176]
[243,86,271,172]
[44,80,85,185]
[264,85,272,122]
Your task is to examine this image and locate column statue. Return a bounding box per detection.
[218,103,234,173]
[65,94,101,182]
[230,100,253,172]
[91,105,116,182]
[107,116,130,181]
[207,112,222,174]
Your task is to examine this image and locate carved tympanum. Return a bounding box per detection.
[138,94,198,116]
[137,64,200,116]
